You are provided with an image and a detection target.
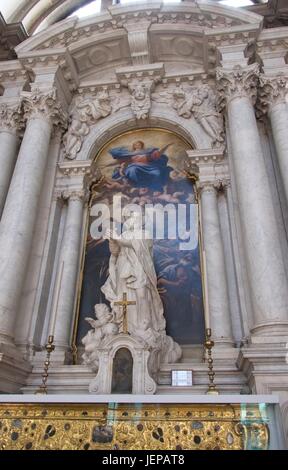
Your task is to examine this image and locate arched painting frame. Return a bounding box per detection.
[74,128,205,357]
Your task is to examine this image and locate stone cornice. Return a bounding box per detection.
[115,63,165,84]
[56,160,102,195]
[14,4,262,55]
[186,147,229,192]
[0,61,30,85]
[186,148,225,165]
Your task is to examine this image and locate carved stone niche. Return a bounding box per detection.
[88,334,157,395]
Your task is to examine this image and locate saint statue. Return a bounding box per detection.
[101,213,165,335]
[101,212,182,363]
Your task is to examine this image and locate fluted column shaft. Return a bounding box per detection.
[52,191,85,350]
[217,65,288,334]
[0,89,66,344]
[200,184,233,345]
[0,104,21,215]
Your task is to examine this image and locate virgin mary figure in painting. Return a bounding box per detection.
[109,140,173,191]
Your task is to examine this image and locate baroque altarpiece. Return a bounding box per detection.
[0,1,287,450]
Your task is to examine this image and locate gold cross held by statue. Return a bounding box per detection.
[114,292,136,334]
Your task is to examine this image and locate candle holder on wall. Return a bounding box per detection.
[35,335,55,394]
[204,328,219,395]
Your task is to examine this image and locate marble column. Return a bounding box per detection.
[0,89,66,345]
[259,74,288,204]
[217,64,288,335]
[0,103,21,216]
[51,190,86,353]
[200,183,234,346]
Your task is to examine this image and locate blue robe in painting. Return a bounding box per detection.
[109,146,172,191]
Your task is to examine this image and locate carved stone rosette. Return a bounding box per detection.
[216,63,260,111]
[0,102,23,134]
[258,74,288,115]
[21,88,67,131]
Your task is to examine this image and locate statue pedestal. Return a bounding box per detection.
[89,334,158,394]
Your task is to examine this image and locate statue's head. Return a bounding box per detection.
[198,86,209,99]
[173,87,185,100]
[97,90,110,103]
[133,85,146,100]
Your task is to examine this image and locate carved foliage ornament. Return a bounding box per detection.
[216,64,260,111]
[0,103,23,133]
[258,74,288,114]
[22,88,67,130]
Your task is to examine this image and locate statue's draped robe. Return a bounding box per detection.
[101,232,166,334]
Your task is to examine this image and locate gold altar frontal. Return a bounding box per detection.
[0,402,270,450]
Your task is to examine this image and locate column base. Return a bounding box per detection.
[0,343,32,393]
[250,321,288,337]
[249,321,288,347]
[237,344,288,395]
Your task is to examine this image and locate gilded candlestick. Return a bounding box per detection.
[35,335,55,394]
[205,328,219,395]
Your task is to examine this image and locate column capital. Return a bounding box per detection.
[197,179,230,195]
[53,188,89,203]
[216,63,260,110]
[62,189,89,203]
[21,88,68,131]
[57,160,102,193]
[0,102,23,135]
[258,73,288,114]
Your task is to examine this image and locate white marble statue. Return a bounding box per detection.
[101,213,181,363]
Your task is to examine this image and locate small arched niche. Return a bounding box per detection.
[111,347,133,394]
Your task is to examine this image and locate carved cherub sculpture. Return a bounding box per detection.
[82,303,119,370]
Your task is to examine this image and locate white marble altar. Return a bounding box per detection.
[0,0,288,447]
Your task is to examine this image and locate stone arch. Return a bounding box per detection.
[77,104,211,162]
